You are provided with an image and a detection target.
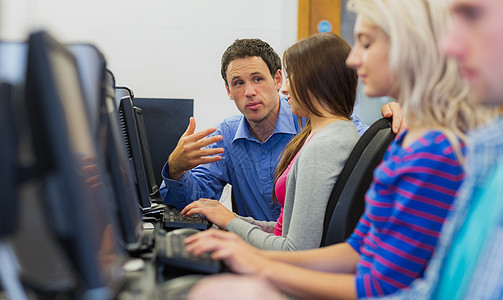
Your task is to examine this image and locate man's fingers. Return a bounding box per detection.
[183,148,223,163]
[198,135,223,148]
[198,147,224,157]
[182,117,197,137]
[197,156,222,165]
[185,127,219,142]
[183,135,223,152]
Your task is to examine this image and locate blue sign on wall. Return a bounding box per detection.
[317,20,332,33]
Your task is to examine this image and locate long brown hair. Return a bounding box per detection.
[273,33,358,202]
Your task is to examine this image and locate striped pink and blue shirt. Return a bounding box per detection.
[346,130,465,298]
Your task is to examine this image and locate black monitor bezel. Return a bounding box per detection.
[115,86,152,209]
[24,30,126,297]
[133,106,160,197]
[68,46,144,252]
[103,72,144,251]
[0,82,18,237]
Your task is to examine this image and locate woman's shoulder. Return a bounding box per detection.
[304,120,359,153]
[392,129,463,166]
[403,129,460,153]
[312,120,358,143]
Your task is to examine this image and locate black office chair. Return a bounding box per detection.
[320,117,396,247]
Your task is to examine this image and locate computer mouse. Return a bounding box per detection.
[122,258,145,272]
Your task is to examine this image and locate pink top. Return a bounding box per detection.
[273,135,314,236]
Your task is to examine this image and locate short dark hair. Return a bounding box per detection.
[220,38,282,86]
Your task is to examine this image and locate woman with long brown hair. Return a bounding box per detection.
[181,32,360,251]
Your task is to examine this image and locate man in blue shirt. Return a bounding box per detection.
[159,38,399,221]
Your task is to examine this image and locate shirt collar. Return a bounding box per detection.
[233,94,299,143]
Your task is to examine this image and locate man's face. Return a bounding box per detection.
[444,0,503,105]
[225,56,283,126]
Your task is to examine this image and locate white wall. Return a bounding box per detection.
[0,0,298,131]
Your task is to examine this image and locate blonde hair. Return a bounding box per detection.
[347,0,493,161]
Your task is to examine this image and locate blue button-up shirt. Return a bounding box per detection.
[160,95,368,221]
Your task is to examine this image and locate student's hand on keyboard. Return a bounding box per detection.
[184,229,268,275]
[181,199,236,228]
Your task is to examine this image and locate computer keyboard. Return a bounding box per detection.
[155,228,222,274]
[162,205,210,230]
[141,202,166,221]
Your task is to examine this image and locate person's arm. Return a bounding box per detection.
[259,259,357,300]
[261,242,360,273]
[181,198,279,232]
[159,118,229,210]
[185,229,360,299]
[167,117,224,180]
[181,198,237,228]
[234,215,277,233]
[159,160,229,210]
[350,113,369,135]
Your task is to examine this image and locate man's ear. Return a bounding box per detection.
[225,84,233,100]
[274,69,283,91]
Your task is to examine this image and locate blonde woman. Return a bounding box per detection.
[183,0,488,299]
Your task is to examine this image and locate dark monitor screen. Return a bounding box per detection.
[68,46,144,252]
[134,106,159,197]
[67,43,107,138]
[23,30,126,297]
[115,86,152,209]
[0,82,18,237]
[103,71,144,251]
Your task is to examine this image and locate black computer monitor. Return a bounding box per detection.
[102,71,144,251]
[68,46,144,252]
[67,43,107,138]
[0,82,18,238]
[134,106,160,197]
[115,86,152,209]
[22,30,126,298]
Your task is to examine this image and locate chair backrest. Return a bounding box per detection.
[320,117,395,247]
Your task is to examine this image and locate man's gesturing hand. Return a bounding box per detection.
[167,117,224,181]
